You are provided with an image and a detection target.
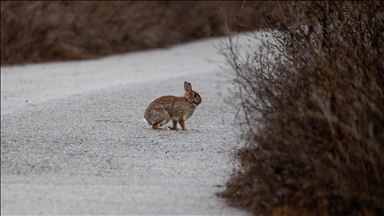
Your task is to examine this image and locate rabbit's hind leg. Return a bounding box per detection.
[152,124,170,130]
[148,108,170,130]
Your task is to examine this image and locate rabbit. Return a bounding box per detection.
[144,81,202,130]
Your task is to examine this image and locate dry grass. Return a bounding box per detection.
[218,1,384,215]
[1,1,275,66]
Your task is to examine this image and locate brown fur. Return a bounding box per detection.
[144,81,202,130]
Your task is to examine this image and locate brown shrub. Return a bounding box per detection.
[1,1,275,65]
[218,1,384,215]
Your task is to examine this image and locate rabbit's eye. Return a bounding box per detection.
[193,94,197,98]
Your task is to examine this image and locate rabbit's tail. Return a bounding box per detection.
[143,118,151,125]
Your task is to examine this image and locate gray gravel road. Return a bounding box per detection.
[1,38,250,214]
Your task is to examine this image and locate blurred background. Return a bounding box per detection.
[1,1,275,66]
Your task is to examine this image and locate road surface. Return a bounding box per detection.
[1,34,259,215]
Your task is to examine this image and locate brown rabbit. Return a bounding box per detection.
[144,81,202,130]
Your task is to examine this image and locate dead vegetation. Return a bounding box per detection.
[218,1,384,215]
[1,1,274,66]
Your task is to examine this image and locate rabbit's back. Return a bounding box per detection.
[145,95,195,118]
[145,95,178,111]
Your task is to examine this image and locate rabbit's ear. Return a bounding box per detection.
[184,81,192,92]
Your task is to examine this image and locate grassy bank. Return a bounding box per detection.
[1,1,274,66]
[219,1,384,215]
